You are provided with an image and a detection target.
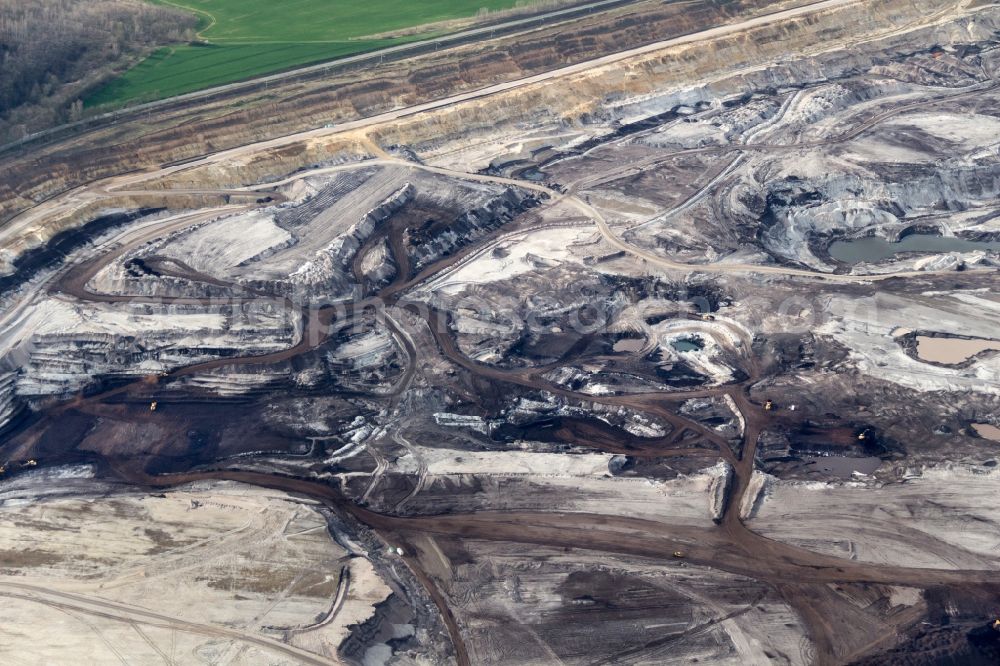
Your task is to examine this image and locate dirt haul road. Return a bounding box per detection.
[2,1,991,662]
[120,466,1000,666]
[18,180,988,666]
[0,581,343,665]
[1,0,868,266]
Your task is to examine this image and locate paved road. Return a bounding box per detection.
[0,0,641,156]
[0,0,862,256]
[0,2,991,663]
[9,0,984,286]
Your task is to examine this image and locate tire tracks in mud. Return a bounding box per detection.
[0,582,343,665]
[12,73,1000,666]
[16,175,912,665]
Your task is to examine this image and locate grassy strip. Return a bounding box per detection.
[158,0,524,42]
[87,0,532,108]
[86,41,396,106]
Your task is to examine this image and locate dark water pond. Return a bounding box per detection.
[671,338,703,352]
[829,234,1000,264]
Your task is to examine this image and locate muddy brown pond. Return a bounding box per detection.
[972,423,1000,442]
[916,336,1000,364]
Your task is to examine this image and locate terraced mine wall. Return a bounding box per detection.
[0,209,157,297]
[1,0,986,272]
[148,0,980,195]
[407,187,541,270]
[371,0,984,157]
[0,0,644,157]
[0,0,786,231]
[291,183,415,296]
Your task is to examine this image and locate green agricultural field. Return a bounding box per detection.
[86,0,533,108]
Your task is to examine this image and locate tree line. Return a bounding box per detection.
[0,0,196,143]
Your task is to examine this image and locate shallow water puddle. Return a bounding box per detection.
[972,423,1000,442]
[916,336,1000,364]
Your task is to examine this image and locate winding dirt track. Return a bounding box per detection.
[15,143,995,666]
[0,582,342,665]
[0,0,877,261]
[26,149,997,665]
[5,1,995,662]
[46,185,995,665]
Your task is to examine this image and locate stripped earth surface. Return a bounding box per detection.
[1,0,1000,664]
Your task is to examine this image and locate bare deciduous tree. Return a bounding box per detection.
[0,0,196,142]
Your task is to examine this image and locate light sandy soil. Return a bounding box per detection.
[160,212,293,274]
[0,481,391,665]
[815,291,1000,394]
[430,225,591,295]
[419,448,614,476]
[750,466,1000,569]
[406,457,727,525]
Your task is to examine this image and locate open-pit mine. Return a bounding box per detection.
[1,0,1000,663]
